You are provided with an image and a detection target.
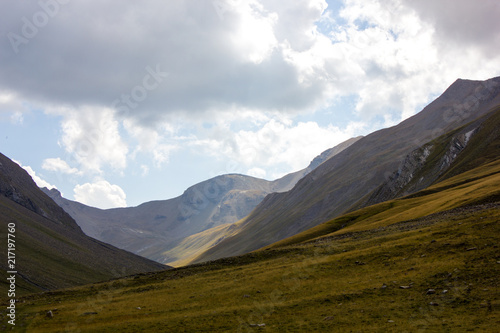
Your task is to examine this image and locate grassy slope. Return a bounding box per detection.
[0,197,167,297]
[269,159,500,249]
[9,158,500,332]
[160,222,237,267]
[0,152,167,297]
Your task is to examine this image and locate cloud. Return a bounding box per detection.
[401,0,500,58]
[42,157,81,175]
[10,111,24,125]
[247,167,267,178]
[1,0,500,187]
[0,91,28,119]
[123,119,178,167]
[73,180,127,209]
[140,165,150,177]
[193,116,367,178]
[48,106,128,174]
[317,0,500,121]
[1,0,499,127]
[0,0,332,126]
[14,160,57,190]
[2,0,499,124]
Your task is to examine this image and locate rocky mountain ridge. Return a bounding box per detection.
[193,76,500,264]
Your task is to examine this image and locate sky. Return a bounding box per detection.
[1,0,499,209]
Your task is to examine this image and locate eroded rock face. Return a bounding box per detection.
[365,124,478,206]
[439,129,477,172]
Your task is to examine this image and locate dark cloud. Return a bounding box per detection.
[1,0,499,129]
[402,0,500,57]
[0,0,330,127]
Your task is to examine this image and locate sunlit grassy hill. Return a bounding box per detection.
[10,152,500,332]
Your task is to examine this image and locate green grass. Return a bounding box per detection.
[5,160,500,332]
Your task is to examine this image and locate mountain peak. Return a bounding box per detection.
[440,76,500,103]
[42,187,62,198]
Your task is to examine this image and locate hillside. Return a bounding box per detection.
[10,149,500,332]
[0,153,166,296]
[194,77,500,263]
[44,136,361,264]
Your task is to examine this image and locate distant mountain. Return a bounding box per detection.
[44,136,361,265]
[0,153,166,295]
[193,77,500,264]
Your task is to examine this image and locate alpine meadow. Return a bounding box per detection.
[1,1,500,332]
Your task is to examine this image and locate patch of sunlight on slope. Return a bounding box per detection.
[164,219,247,267]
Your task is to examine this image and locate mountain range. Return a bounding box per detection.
[43,136,361,265]
[2,76,500,331]
[11,88,500,330]
[17,76,500,270]
[0,152,166,295]
[194,77,500,263]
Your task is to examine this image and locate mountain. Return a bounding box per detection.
[0,152,166,295]
[14,148,500,331]
[193,77,500,263]
[43,136,361,264]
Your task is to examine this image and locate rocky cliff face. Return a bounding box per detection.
[359,123,479,208]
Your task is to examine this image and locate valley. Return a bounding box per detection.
[1,77,499,332]
[8,158,500,332]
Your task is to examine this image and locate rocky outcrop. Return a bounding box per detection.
[439,129,476,172]
[363,125,478,207]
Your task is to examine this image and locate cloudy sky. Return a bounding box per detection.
[1,0,499,209]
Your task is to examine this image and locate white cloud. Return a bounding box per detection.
[42,157,81,175]
[10,111,23,124]
[247,167,267,178]
[332,0,500,121]
[14,160,57,190]
[0,91,28,121]
[2,0,500,199]
[227,0,279,64]
[193,116,367,177]
[49,106,128,174]
[73,180,127,209]
[140,165,150,177]
[123,119,178,167]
